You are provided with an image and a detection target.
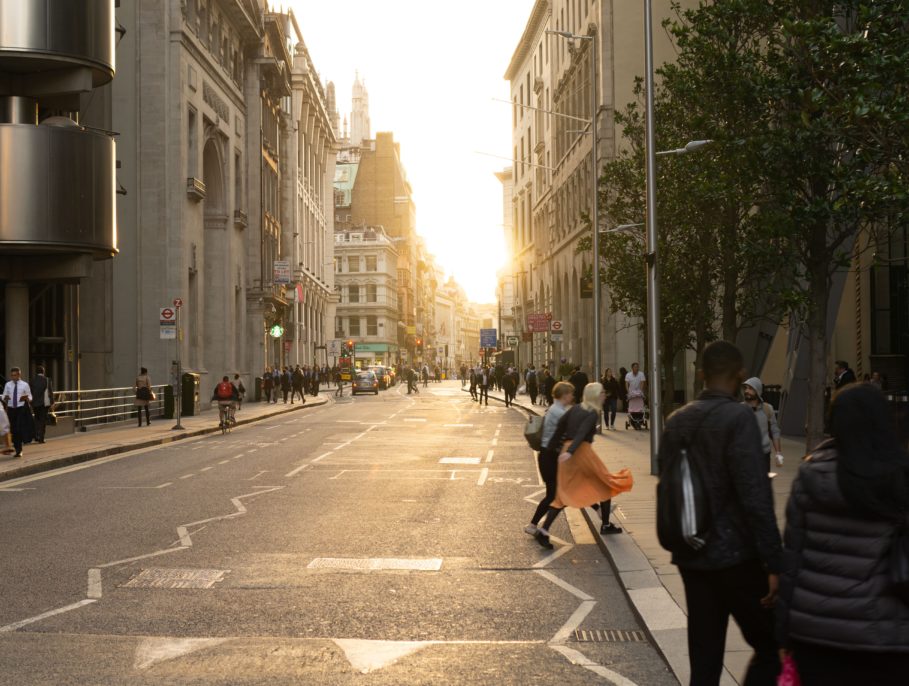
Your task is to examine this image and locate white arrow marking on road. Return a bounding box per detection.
[333,639,431,674]
[134,637,228,671]
[477,467,489,486]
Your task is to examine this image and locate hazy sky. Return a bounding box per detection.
[289,0,536,303]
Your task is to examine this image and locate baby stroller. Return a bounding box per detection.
[625,393,648,430]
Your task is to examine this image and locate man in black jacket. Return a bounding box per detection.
[30,365,54,444]
[568,366,589,407]
[659,340,782,685]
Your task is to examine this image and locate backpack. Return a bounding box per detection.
[523,415,544,451]
[656,401,727,554]
[216,381,234,400]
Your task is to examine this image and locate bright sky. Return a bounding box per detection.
[289,0,536,303]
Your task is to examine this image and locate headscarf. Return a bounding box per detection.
[830,384,909,519]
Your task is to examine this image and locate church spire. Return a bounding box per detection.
[350,70,371,147]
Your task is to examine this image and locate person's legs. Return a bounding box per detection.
[144,405,151,425]
[725,561,779,686]
[9,408,24,455]
[33,406,47,441]
[137,405,143,427]
[608,398,617,427]
[530,450,558,526]
[679,566,732,685]
[599,500,621,533]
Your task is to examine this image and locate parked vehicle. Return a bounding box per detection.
[368,366,392,390]
[352,371,379,395]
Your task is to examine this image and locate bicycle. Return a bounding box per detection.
[218,401,235,434]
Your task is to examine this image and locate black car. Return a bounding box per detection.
[352,371,379,395]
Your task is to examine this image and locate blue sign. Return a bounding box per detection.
[480,328,497,348]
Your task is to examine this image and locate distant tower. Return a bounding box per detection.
[326,81,340,139]
[350,71,371,147]
[342,115,349,144]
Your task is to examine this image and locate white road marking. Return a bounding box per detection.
[477,467,489,486]
[308,558,443,571]
[246,449,257,454]
[199,467,213,472]
[550,645,641,686]
[491,438,498,446]
[248,471,267,481]
[551,599,597,645]
[0,487,36,492]
[311,452,332,463]
[285,463,312,477]
[485,449,494,463]
[157,482,173,488]
[403,418,426,422]
[443,423,473,427]
[329,470,348,480]
[87,568,102,599]
[0,599,97,633]
[438,457,480,465]
[218,460,230,465]
[533,543,575,569]
[534,569,593,601]
[176,526,192,547]
[179,474,194,479]
[333,639,429,674]
[134,637,228,671]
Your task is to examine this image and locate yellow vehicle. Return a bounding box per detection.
[367,365,392,390]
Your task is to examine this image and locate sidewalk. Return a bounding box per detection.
[473,386,801,686]
[0,394,330,483]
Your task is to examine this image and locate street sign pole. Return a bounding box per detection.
[172,299,184,430]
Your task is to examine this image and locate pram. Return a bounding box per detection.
[625,393,648,430]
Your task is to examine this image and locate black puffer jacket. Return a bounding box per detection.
[778,440,909,652]
[659,391,782,572]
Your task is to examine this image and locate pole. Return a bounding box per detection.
[172,305,184,430]
[644,0,662,474]
[590,30,601,383]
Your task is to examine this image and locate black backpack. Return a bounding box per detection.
[656,402,727,554]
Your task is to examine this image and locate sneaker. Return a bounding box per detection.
[775,454,785,467]
[600,523,623,535]
[534,531,554,550]
[524,524,538,536]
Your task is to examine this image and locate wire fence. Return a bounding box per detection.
[53,385,169,430]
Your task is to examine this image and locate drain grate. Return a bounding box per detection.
[121,568,229,589]
[573,629,647,643]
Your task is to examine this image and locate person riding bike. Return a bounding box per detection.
[211,375,239,427]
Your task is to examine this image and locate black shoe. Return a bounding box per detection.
[601,523,623,535]
[534,531,554,550]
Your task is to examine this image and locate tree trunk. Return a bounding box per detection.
[720,210,739,342]
[804,228,830,451]
[692,322,709,401]
[662,331,677,418]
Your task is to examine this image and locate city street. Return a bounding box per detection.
[0,382,676,685]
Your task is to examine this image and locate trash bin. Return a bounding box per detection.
[163,384,175,419]
[181,372,201,416]
[254,376,262,402]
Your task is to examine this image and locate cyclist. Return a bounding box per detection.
[211,375,238,428]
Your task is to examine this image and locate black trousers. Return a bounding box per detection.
[33,405,49,441]
[531,447,558,525]
[603,397,617,426]
[478,385,489,405]
[679,560,779,686]
[791,640,909,686]
[7,406,28,453]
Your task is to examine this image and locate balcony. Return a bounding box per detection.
[233,209,248,229]
[186,177,207,201]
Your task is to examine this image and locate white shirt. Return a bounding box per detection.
[625,371,646,396]
[2,380,32,408]
[0,405,9,436]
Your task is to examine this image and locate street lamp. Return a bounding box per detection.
[547,26,601,381]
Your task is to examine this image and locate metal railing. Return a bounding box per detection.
[53,385,169,430]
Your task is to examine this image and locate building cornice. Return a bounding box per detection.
[504,0,550,81]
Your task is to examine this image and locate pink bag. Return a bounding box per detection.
[777,655,801,686]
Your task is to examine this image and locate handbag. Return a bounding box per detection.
[46,410,58,426]
[523,415,544,451]
[136,386,151,401]
[889,519,909,604]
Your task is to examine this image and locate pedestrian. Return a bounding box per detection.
[502,371,516,408]
[281,367,291,403]
[658,340,782,685]
[134,366,153,427]
[291,366,304,403]
[232,374,246,410]
[742,377,784,471]
[460,364,468,388]
[30,364,55,444]
[1,367,33,457]
[601,368,620,431]
[469,366,478,401]
[335,368,344,397]
[311,368,320,396]
[568,365,589,408]
[525,381,574,538]
[422,364,429,388]
[263,367,273,403]
[777,383,909,684]
[618,366,629,411]
[0,402,13,455]
[477,365,490,406]
[534,382,633,549]
[526,364,539,405]
[625,362,646,400]
[540,368,555,407]
[832,360,856,390]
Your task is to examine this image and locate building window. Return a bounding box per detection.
[367,284,377,303]
[365,255,377,271]
[367,316,378,336]
[348,285,360,303]
[348,256,360,272]
[335,256,342,272]
[187,107,197,177]
[349,317,361,336]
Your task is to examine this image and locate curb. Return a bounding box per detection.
[0,396,330,484]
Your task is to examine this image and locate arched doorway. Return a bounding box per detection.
[202,136,229,397]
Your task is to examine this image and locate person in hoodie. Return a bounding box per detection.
[742,377,784,472]
[777,383,909,684]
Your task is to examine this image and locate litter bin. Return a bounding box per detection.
[254,376,262,402]
[163,384,175,419]
[181,372,201,416]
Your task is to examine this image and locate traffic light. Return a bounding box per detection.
[415,337,423,354]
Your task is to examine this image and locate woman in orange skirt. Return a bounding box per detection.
[534,382,633,549]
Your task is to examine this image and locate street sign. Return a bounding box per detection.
[551,320,563,332]
[506,335,519,347]
[480,328,497,348]
[173,298,183,308]
[273,260,291,285]
[160,307,176,340]
[551,332,563,342]
[527,312,552,333]
[327,339,341,356]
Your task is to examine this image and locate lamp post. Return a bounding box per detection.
[547,27,600,381]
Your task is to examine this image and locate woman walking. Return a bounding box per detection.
[525,382,574,542]
[534,383,633,548]
[601,368,620,431]
[134,367,153,427]
[777,384,909,684]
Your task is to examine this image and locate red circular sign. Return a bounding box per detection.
[161,308,174,320]
[173,298,183,308]
[551,321,563,331]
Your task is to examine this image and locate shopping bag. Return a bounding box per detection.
[777,655,801,686]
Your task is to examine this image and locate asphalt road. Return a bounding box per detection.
[0,381,677,685]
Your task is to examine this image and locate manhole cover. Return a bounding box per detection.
[121,568,229,589]
[574,629,646,643]
[307,558,443,571]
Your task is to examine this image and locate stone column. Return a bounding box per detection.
[5,282,29,373]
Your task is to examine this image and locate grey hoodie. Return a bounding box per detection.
[743,377,780,454]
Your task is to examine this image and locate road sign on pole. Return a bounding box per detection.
[550,320,563,333]
[160,307,177,340]
[480,328,497,348]
[506,335,519,347]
